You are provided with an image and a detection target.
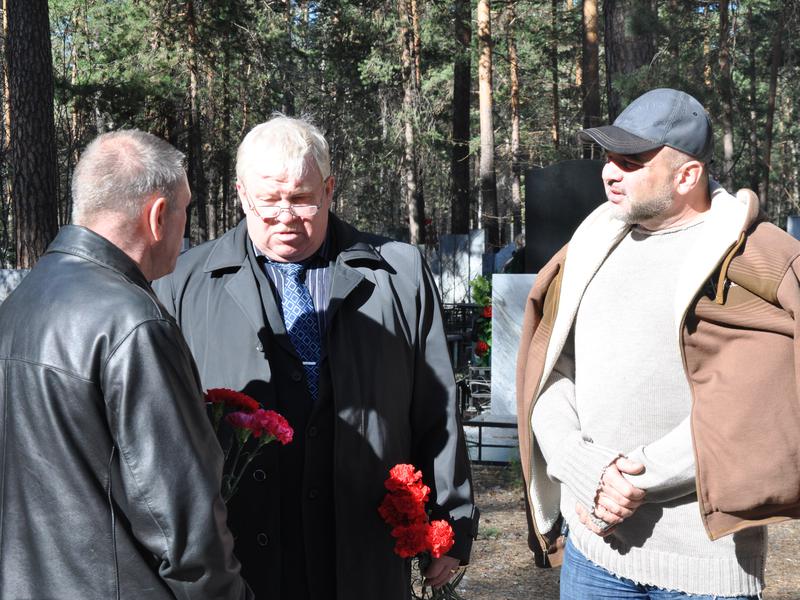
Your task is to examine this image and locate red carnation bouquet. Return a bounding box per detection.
[205,388,293,503]
[378,464,464,599]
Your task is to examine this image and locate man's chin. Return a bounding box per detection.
[264,242,312,263]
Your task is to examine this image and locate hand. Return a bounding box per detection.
[576,502,617,537]
[423,555,461,589]
[593,457,646,526]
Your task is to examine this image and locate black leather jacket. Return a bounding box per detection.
[0,226,251,599]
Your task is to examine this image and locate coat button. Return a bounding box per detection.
[253,469,267,482]
[308,488,319,500]
[256,533,269,546]
[291,370,303,382]
[307,426,318,438]
[256,342,263,352]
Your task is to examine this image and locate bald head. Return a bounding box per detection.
[71,130,186,226]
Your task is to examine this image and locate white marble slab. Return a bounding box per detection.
[490,273,536,416]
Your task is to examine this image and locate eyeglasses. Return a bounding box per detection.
[241,183,323,221]
[249,203,320,219]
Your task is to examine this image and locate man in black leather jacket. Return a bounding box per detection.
[0,130,252,599]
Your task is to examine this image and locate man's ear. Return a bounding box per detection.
[147,196,169,242]
[675,161,703,195]
[323,176,335,209]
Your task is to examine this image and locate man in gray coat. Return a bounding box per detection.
[0,131,251,598]
[154,115,477,600]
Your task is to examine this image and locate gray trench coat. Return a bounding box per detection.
[154,214,477,599]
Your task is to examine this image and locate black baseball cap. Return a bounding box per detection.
[578,88,714,162]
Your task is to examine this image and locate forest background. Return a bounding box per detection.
[1,0,798,268]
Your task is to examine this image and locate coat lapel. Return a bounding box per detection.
[328,260,365,327]
[325,215,384,327]
[202,220,292,354]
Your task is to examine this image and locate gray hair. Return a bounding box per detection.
[71,129,186,225]
[236,114,330,184]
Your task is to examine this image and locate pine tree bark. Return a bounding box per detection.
[450,0,471,234]
[549,0,560,149]
[186,0,207,243]
[6,0,58,267]
[282,0,295,116]
[1,0,10,265]
[603,0,658,121]
[409,0,425,239]
[718,0,734,189]
[747,4,759,193]
[760,4,784,212]
[399,0,424,244]
[509,1,522,238]
[410,0,422,88]
[477,0,499,248]
[582,0,600,156]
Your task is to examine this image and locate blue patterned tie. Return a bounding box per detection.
[274,262,321,400]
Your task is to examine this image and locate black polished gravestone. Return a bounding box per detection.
[523,159,605,273]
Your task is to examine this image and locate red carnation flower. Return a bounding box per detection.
[385,464,422,489]
[379,463,458,567]
[225,411,255,430]
[427,519,455,558]
[482,305,492,318]
[475,340,489,356]
[384,464,430,505]
[205,388,260,413]
[391,523,430,558]
[207,388,293,504]
[378,491,428,527]
[251,409,294,445]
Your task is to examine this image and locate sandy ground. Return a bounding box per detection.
[455,465,800,600]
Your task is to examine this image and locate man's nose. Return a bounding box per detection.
[274,205,299,222]
[602,160,622,183]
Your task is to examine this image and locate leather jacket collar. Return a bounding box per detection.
[46,225,150,288]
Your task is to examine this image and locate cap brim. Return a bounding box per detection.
[578,126,662,155]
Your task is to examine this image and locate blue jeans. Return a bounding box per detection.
[560,538,759,600]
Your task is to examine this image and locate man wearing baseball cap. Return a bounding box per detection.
[517,88,800,598]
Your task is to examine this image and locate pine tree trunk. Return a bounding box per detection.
[509,1,522,238]
[582,0,600,157]
[760,5,784,211]
[747,4,759,193]
[702,5,713,92]
[718,0,734,189]
[409,0,425,239]
[450,0,471,235]
[399,0,423,244]
[282,0,295,116]
[221,34,234,232]
[549,0,560,149]
[477,0,499,248]
[6,0,58,267]
[410,0,422,87]
[186,0,207,243]
[603,0,658,121]
[1,0,11,266]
